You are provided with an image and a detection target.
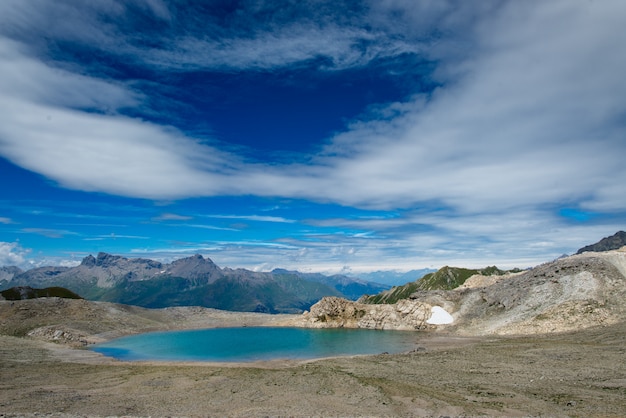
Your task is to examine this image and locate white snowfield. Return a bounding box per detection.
[426,306,454,325]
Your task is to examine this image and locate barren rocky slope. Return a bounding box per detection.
[289,249,626,335]
[0,297,295,347]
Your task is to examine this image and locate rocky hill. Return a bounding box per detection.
[576,230,626,254]
[0,253,388,313]
[290,249,626,335]
[0,297,290,346]
[360,265,511,304]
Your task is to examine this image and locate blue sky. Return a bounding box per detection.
[1,0,625,273]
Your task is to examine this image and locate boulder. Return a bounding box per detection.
[296,296,438,330]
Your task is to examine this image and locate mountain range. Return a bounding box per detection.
[0,253,389,313]
[347,268,436,286]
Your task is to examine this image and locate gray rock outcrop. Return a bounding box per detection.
[293,296,434,330]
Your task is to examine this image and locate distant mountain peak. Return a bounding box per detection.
[79,253,128,268]
[80,255,96,267]
[167,253,220,280]
[94,252,125,267]
[170,253,216,266]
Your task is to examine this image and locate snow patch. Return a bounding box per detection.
[426,306,454,325]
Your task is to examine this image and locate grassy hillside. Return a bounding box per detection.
[0,286,82,300]
[362,265,509,304]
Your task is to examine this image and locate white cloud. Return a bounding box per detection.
[303,0,626,214]
[2,1,621,213]
[0,242,29,266]
[0,39,245,200]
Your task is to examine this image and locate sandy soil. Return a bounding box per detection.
[1,319,625,417]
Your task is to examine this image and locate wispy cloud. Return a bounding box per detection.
[0,1,425,73]
[151,213,193,222]
[0,217,14,224]
[21,228,80,239]
[84,234,150,241]
[203,214,296,224]
[184,224,239,232]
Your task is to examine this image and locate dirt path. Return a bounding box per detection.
[1,322,625,417]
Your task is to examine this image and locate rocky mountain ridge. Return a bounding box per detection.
[271,268,389,300]
[0,252,389,313]
[576,230,626,254]
[0,266,23,282]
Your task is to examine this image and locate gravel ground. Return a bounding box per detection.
[1,321,625,417]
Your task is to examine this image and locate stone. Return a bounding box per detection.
[292,297,435,330]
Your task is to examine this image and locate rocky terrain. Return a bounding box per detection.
[295,296,433,330]
[288,249,626,335]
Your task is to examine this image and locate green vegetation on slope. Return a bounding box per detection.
[362,265,509,304]
[0,286,82,300]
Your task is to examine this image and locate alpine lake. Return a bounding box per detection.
[92,326,421,362]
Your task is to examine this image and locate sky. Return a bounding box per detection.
[1,0,625,274]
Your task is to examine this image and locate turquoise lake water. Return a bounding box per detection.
[92,327,421,362]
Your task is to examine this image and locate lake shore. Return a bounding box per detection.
[1,302,625,417]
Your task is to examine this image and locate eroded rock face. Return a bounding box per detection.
[295,297,435,330]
